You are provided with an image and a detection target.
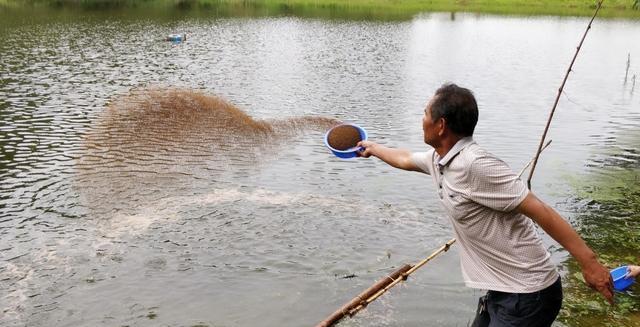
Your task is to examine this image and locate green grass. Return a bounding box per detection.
[2,0,640,19]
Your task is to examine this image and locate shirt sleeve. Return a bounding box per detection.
[468,154,529,212]
[410,149,435,175]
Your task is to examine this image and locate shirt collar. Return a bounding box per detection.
[438,136,474,168]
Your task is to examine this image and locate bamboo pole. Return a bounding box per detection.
[347,238,456,315]
[315,264,413,327]
[526,0,603,189]
[315,239,454,327]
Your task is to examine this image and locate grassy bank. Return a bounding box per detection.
[2,0,640,19]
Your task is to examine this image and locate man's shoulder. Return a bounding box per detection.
[458,142,493,162]
[457,143,508,173]
[412,148,436,160]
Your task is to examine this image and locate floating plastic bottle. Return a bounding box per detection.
[165,34,186,42]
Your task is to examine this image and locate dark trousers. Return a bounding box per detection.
[471,277,563,327]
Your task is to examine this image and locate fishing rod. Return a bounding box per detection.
[315,140,553,327]
[526,0,604,189]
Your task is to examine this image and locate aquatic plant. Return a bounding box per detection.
[559,132,640,326]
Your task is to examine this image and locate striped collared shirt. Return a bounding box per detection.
[411,137,558,293]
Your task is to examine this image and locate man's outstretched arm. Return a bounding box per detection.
[357,140,421,172]
[516,192,614,304]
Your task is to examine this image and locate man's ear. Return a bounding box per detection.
[438,118,446,136]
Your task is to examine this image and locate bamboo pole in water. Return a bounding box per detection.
[347,238,456,315]
[315,239,455,327]
[315,264,412,327]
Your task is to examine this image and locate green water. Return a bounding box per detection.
[561,130,640,326]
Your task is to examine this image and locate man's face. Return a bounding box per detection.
[422,98,441,146]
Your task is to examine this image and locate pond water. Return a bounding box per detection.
[1,8,639,327]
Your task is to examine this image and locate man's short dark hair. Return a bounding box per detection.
[430,83,478,137]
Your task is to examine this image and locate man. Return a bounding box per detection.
[357,83,613,326]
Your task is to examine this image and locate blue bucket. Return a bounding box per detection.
[324,124,367,159]
[610,266,635,292]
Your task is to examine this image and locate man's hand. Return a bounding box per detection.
[356,140,376,158]
[626,265,640,279]
[581,260,615,305]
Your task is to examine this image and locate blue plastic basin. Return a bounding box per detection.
[324,124,367,159]
[610,266,635,292]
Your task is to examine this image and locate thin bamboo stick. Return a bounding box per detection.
[526,0,603,189]
[518,139,552,177]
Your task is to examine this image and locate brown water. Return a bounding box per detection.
[1,9,640,327]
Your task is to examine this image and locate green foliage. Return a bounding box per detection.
[2,0,640,19]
